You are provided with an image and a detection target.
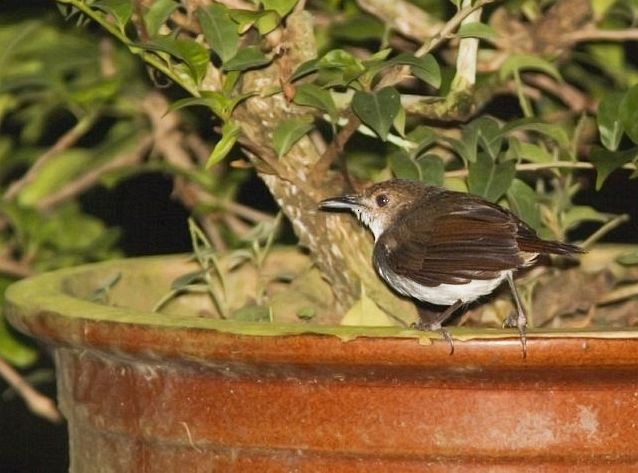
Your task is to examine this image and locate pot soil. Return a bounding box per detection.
[6,248,638,471]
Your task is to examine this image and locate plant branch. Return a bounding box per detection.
[581,214,631,249]
[451,0,483,91]
[0,257,33,278]
[566,28,638,43]
[357,0,443,43]
[417,0,497,56]
[444,161,637,178]
[0,357,62,423]
[57,0,200,97]
[35,137,152,211]
[310,111,360,186]
[3,111,99,201]
[524,73,595,113]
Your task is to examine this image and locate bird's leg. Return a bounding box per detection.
[411,300,464,355]
[503,272,527,358]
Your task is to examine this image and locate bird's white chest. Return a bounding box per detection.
[376,265,511,306]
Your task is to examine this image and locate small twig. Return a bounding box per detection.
[310,111,360,186]
[452,0,482,90]
[599,282,638,305]
[0,257,33,278]
[3,111,99,201]
[417,0,497,56]
[132,0,150,42]
[36,137,152,210]
[444,161,637,178]
[224,213,252,236]
[0,357,62,423]
[357,0,443,43]
[581,214,630,250]
[524,73,594,113]
[225,201,273,223]
[566,28,638,43]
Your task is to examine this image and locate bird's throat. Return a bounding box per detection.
[354,209,385,241]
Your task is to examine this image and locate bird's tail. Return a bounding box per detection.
[518,238,585,256]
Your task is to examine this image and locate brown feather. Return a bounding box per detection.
[373,185,583,288]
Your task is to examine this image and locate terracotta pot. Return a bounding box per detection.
[5,251,638,472]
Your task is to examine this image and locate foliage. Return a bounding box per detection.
[4,0,638,415]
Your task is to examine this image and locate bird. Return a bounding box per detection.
[319,179,584,356]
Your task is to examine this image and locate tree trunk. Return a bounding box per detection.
[233,11,417,323]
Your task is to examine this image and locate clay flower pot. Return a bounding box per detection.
[5,250,638,471]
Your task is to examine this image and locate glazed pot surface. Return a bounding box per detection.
[6,254,638,472]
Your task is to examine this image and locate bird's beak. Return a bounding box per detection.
[318,194,362,211]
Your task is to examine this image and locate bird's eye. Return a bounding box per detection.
[375,194,389,207]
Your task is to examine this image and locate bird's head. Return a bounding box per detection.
[319,179,426,240]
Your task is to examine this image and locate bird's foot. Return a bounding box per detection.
[503,311,527,358]
[411,320,455,355]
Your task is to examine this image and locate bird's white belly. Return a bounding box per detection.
[377,267,511,306]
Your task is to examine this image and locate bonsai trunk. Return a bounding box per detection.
[231,11,417,322]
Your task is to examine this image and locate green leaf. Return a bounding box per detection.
[229,9,281,35]
[351,87,401,141]
[272,117,314,157]
[389,150,420,180]
[468,153,516,202]
[506,179,541,230]
[317,49,365,84]
[197,4,239,63]
[474,116,502,160]
[93,0,132,32]
[262,0,298,17]
[290,58,320,81]
[499,54,562,82]
[222,46,271,71]
[439,135,475,163]
[508,138,553,163]
[372,50,441,89]
[144,0,179,37]
[340,286,394,326]
[457,22,497,41]
[292,83,337,123]
[233,304,272,322]
[171,270,206,290]
[589,146,638,190]
[459,116,502,162]
[17,149,93,206]
[391,53,441,88]
[619,85,638,144]
[168,91,254,120]
[206,121,240,168]
[562,205,610,231]
[168,93,229,117]
[500,118,570,149]
[296,307,316,320]
[0,315,37,368]
[140,36,209,85]
[393,107,406,137]
[616,251,638,266]
[406,126,437,157]
[417,154,445,186]
[597,91,625,151]
[173,39,209,85]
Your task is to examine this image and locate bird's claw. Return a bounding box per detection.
[503,311,527,358]
[411,321,455,355]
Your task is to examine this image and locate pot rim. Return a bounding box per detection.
[5,253,638,367]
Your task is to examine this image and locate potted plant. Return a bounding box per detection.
[4,0,638,469]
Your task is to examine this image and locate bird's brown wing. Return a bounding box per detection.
[373,191,524,287]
